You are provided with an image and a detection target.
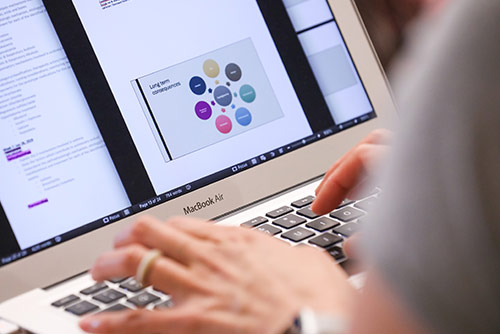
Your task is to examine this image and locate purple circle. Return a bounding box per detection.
[195,101,212,120]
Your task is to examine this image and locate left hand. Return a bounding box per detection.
[80,216,356,334]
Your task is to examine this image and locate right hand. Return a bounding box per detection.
[312,129,392,260]
[312,129,392,215]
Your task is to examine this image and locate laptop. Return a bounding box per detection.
[0,0,396,332]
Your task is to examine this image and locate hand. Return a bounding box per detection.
[80,216,356,334]
[312,129,392,215]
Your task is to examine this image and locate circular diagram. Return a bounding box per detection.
[216,115,233,134]
[235,107,252,126]
[225,63,242,82]
[189,76,206,95]
[203,59,220,78]
[240,84,256,103]
[213,86,233,106]
[195,101,212,120]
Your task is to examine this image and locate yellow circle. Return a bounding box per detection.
[203,59,220,78]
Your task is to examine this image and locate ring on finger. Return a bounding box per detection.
[136,249,162,286]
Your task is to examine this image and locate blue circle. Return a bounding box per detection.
[190,76,206,95]
[213,86,233,106]
[235,108,252,126]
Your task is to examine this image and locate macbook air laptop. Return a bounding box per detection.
[0,0,396,332]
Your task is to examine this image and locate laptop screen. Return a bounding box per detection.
[0,0,375,267]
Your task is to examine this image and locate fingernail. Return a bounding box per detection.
[80,317,100,331]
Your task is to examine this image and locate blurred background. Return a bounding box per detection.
[354,0,448,71]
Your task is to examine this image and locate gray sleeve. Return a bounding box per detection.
[365,1,500,333]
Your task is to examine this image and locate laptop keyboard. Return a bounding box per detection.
[242,190,379,261]
[51,277,173,317]
[52,190,377,317]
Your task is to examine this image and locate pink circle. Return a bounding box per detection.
[216,115,232,134]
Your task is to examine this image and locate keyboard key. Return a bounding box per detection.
[309,233,343,248]
[273,214,306,229]
[241,216,268,228]
[291,196,315,208]
[52,294,80,308]
[354,197,378,211]
[128,292,160,307]
[338,199,354,208]
[333,223,361,238]
[93,289,126,304]
[101,304,131,313]
[80,282,108,296]
[327,246,346,261]
[120,279,143,292]
[306,217,340,232]
[255,224,282,236]
[330,207,365,222]
[155,299,174,309]
[296,207,319,219]
[66,301,99,316]
[107,277,128,284]
[266,206,293,219]
[281,227,315,242]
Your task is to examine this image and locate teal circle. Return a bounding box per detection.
[239,84,256,103]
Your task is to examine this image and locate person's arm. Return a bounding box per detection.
[351,271,428,334]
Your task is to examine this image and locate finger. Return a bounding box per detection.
[114,216,207,265]
[343,234,361,260]
[80,309,185,334]
[315,129,392,195]
[90,244,197,294]
[166,216,227,242]
[312,143,378,215]
[81,307,259,334]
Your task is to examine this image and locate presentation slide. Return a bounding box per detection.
[0,0,130,249]
[71,0,313,195]
[133,38,284,162]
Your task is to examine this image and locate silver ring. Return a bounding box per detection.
[136,249,162,286]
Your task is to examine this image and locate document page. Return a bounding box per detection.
[0,0,130,249]
[71,0,314,195]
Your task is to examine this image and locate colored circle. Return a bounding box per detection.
[240,84,256,103]
[225,63,242,81]
[213,86,233,106]
[216,115,232,134]
[195,101,212,120]
[211,101,216,106]
[203,59,220,78]
[208,88,213,94]
[189,76,206,95]
[235,108,252,126]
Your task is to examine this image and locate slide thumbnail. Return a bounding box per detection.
[133,38,283,162]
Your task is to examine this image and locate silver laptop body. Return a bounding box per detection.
[0,0,396,332]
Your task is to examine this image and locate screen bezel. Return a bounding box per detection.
[0,0,397,302]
